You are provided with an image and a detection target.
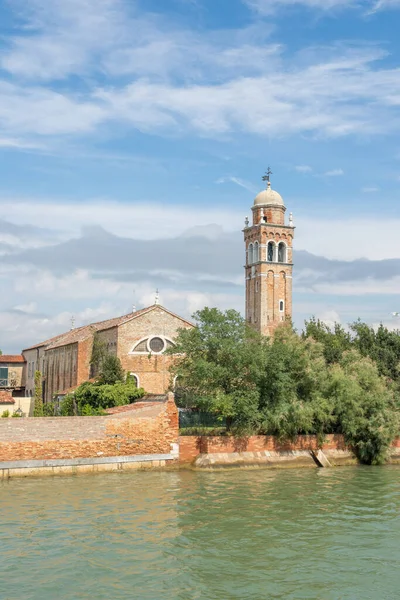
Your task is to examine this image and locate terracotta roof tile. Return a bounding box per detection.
[0,355,25,364]
[0,391,15,404]
[22,304,193,352]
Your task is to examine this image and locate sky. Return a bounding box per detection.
[1,0,400,352]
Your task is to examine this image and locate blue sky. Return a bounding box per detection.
[1,0,400,352]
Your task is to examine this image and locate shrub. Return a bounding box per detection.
[1,410,10,418]
[59,380,145,415]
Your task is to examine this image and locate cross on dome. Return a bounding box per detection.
[262,166,273,188]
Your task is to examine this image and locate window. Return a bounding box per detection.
[267,241,274,262]
[254,241,259,263]
[133,339,148,352]
[0,366,8,386]
[248,243,254,265]
[149,337,165,353]
[131,336,175,354]
[130,373,139,388]
[278,242,286,263]
[256,280,259,292]
[279,300,284,312]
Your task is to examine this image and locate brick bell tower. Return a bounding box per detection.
[243,168,294,337]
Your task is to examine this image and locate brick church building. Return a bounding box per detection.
[22,304,193,402]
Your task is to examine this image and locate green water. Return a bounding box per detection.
[1,467,399,600]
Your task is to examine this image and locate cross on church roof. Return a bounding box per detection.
[262,167,273,186]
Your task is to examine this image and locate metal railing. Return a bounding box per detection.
[179,408,226,432]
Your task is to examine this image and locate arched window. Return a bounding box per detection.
[267,241,274,262]
[131,336,175,354]
[278,242,286,263]
[279,300,284,312]
[130,373,140,388]
[254,241,259,263]
[248,243,254,265]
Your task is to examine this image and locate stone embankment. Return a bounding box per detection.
[0,395,399,478]
[0,394,179,478]
[179,435,400,468]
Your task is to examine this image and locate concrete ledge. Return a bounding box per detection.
[389,449,400,464]
[0,453,177,478]
[194,450,316,469]
[323,449,357,466]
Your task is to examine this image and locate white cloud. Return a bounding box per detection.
[324,168,344,176]
[244,0,400,14]
[361,186,379,192]
[3,198,400,260]
[0,267,243,352]
[0,137,45,150]
[0,198,244,240]
[0,3,400,141]
[216,176,258,193]
[295,215,400,260]
[315,309,342,327]
[295,165,313,173]
[244,0,355,13]
[309,276,400,295]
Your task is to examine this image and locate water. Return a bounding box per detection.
[1,467,399,600]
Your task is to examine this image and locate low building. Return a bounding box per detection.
[0,355,32,416]
[0,355,25,395]
[22,304,193,402]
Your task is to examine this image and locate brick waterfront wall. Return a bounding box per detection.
[179,434,349,464]
[0,395,178,462]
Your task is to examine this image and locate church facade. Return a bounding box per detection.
[244,174,294,337]
[22,305,193,402]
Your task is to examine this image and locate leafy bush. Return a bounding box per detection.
[42,402,57,417]
[170,307,399,464]
[59,379,145,416]
[1,410,10,418]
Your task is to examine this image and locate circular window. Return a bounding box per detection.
[148,337,165,353]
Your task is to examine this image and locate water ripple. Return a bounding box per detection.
[0,467,399,600]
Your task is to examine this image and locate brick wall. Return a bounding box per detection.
[179,434,348,464]
[0,394,178,462]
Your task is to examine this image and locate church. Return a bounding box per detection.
[3,173,294,405]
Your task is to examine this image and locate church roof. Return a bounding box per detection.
[23,305,193,352]
[254,182,285,207]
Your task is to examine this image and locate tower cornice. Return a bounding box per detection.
[243,223,295,231]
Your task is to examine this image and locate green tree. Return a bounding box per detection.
[98,354,125,385]
[33,370,44,417]
[90,332,108,377]
[259,325,335,441]
[168,307,266,431]
[329,350,398,464]
[303,317,352,364]
[350,320,400,382]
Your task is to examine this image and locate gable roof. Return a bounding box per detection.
[0,355,25,364]
[22,305,194,352]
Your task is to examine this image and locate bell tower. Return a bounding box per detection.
[243,169,294,337]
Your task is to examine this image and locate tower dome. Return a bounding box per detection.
[254,181,285,207]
